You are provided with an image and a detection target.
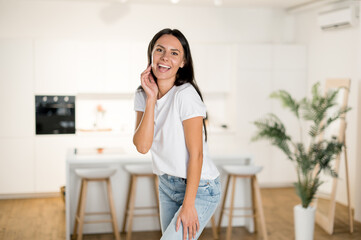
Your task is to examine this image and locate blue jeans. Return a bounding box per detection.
[158,174,221,240]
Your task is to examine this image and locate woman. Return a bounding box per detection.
[133,28,221,240]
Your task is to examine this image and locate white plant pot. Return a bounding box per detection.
[294,204,316,240]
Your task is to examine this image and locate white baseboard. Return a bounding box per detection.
[0,192,60,200]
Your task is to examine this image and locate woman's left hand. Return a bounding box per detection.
[176,204,199,240]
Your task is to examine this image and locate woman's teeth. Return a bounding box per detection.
[159,64,170,69]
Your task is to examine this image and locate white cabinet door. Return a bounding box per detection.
[104,41,132,93]
[0,39,34,138]
[192,44,232,93]
[238,44,272,70]
[75,41,106,93]
[35,135,76,192]
[75,41,134,94]
[0,138,35,194]
[130,42,148,92]
[35,40,77,95]
[273,45,307,71]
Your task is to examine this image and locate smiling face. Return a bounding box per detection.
[151,34,185,83]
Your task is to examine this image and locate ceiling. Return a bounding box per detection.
[124,0,318,9]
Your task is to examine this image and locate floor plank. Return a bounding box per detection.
[0,188,359,239]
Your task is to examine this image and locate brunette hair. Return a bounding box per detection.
[139,28,208,141]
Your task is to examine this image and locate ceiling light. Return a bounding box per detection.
[171,0,180,4]
[214,0,222,6]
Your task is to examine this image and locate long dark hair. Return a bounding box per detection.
[140,28,208,141]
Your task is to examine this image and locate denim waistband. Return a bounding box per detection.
[159,173,220,184]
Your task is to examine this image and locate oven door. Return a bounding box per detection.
[35,95,75,135]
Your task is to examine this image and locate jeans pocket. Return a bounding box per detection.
[208,180,221,197]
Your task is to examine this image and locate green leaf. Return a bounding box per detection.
[270,90,300,119]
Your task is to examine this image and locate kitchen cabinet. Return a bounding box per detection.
[192,43,233,93]
[104,41,132,93]
[273,45,307,70]
[75,41,135,94]
[35,135,76,192]
[34,40,146,95]
[238,44,272,70]
[0,138,35,194]
[35,40,77,95]
[130,42,148,92]
[75,41,106,93]
[0,39,34,138]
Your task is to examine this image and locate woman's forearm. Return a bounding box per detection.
[183,153,203,207]
[133,98,156,154]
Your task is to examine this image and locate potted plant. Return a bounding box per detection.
[251,82,350,240]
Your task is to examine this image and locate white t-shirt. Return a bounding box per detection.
[134,83,220,180]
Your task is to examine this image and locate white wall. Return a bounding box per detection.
[293,4,361,222]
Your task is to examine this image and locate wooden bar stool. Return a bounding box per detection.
[72,168,121,240]
[218,165,268,240]
[122,164,161,240]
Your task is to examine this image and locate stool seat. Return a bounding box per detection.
[222,165,263,175]
[124,163,153,175]
[75,168,116,179]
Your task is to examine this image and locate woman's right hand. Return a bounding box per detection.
[141,65,158,101]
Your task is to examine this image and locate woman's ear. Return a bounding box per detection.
[180,59,185,68]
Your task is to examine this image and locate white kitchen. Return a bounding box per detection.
[0,0,360,239]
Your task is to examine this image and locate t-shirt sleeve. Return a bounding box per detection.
[134,89,146,112]
[177,86,207,121]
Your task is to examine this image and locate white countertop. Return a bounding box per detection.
[67,147,253,165]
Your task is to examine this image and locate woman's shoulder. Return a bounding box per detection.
[135,86,146,96]
[135,85,144,93]
[174,83,198,97]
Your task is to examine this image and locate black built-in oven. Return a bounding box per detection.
[35,95,75,135]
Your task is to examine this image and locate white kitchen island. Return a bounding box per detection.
[66,147,254,240]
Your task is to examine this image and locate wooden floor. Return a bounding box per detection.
[0,188,359,240]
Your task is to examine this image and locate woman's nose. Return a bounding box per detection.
[160,51,170,60]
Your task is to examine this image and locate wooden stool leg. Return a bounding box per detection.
[153,175,161,230]
[343,142,354,233]
[253,176,268,240]
[77,179,88,240]
[122,174,134,233]
[251,177,257,233]
[226,175,236,240]
[218,174,231,233]
[106,179,121,240]
[211,215,219,239]
[72,179,84,239]
[126,175,138,240]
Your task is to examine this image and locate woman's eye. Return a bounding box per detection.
[171,52,178,56]
[156,48,163,52]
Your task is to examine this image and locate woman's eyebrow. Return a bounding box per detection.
[155,44,180,52]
